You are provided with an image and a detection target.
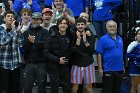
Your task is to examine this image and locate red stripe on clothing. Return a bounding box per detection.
[76,66,78,83]
[80,67,82,83]
[88,65,91,83]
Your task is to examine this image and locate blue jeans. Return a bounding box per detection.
[93,21,108,38]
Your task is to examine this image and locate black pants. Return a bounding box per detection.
[0,67,20,93]
[47,65,71,93]
[102,71,123,93]
[22,63,47,93]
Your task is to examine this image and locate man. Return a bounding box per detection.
[76,12,96,93]
[0,10,23,93]
[41,8,55,31]
[80,12,89,23]
[80,12,96,36]
[23,12,48,93]
[96,20,124,93]
[71,17,96,93]
[44,17,75,93]
[20,8,32,33]
[18,8,32,92]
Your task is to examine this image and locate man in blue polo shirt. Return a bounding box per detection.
[96,20,124,93]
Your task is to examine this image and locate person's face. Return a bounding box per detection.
[21,12,31,23]
[5,13,15,25]
[31,18,42,27]
[42,12,52,24]
[54,0,64,10]
[80,13,89,22]
[136,31,140,42]
[76,22,86,32]
[58,19,68,32]
[106,21,117,35]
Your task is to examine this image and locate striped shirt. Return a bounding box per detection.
[0,24,23,70]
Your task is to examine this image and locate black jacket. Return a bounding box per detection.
[70,25,96,67]
[71,34,95,67]
[71,36,95,67]
[44,25,75,69]
[23,26,48,63]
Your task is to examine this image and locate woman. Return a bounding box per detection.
[127,29,140,93]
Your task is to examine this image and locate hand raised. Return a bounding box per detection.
[86,31,91,36]
[11,20,16,31]
[28,34,35,43]
[1,7,5,15]
[63,4,67,12]
[52,2,56,12]
[17,22,23,32]
[82,32,87,43]
[76,31,81,40]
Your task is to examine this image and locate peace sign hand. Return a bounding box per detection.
[17,22,23,32]
[52,2,56,12]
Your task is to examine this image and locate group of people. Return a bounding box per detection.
[0,0,140,93]
[0,0,96,92]
[0,9,96,93]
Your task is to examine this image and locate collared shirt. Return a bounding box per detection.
[0,24,23,70]
[96,33,124,72]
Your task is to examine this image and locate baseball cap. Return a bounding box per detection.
[32,12,42,19]
[42,8,52,14]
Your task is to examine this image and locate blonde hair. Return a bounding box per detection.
[20,8,32,16]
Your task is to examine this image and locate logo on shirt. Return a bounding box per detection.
[95,0,103,10]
